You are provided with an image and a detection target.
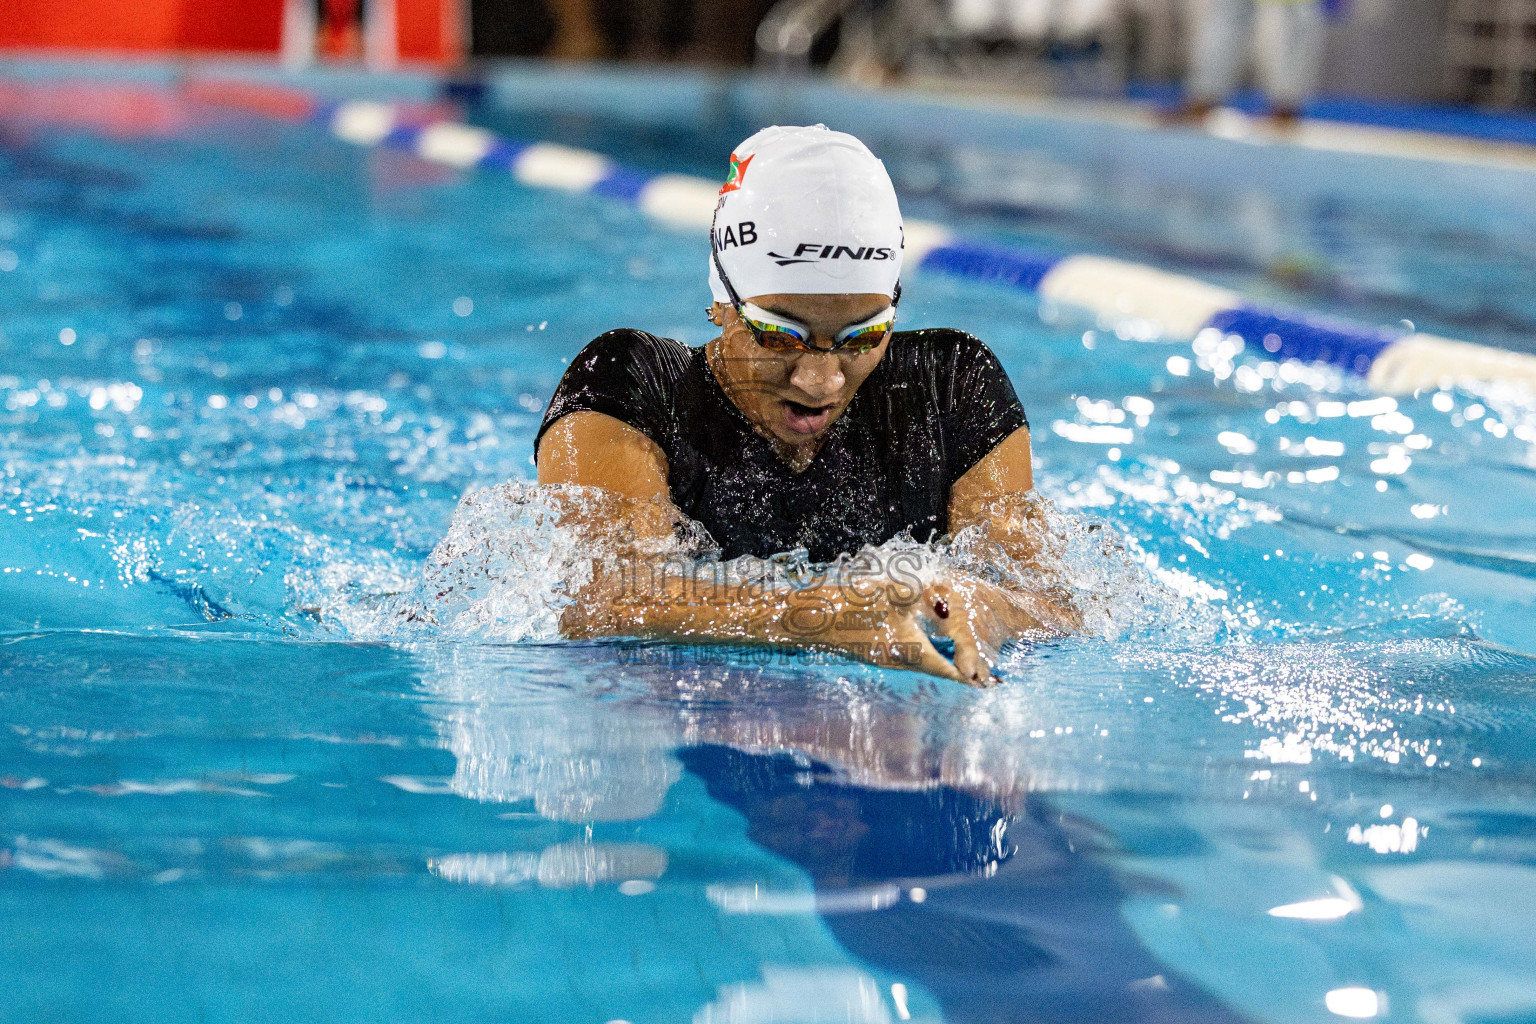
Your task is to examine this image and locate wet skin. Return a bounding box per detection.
[705,292,892,472]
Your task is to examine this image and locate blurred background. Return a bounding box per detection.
[1,0,1533,116]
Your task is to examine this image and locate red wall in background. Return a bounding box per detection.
[0,0,285,52]
[180,0,286,51]
[0,0,459,61]
[398,0,457,63]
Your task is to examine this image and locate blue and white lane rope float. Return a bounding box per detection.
[326,97,1536,396]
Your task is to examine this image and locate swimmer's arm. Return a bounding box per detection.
[537,411,672,503]
[948,426,1040,558]
[534,413,1001,683]
[564,562,1011,687]
[537,411,779,639]
[536,409,686,538]
[948,426,1081,632]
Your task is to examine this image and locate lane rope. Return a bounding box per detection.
[210,84,1536,396]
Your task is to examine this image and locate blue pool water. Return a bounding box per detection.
[3,65,1536,1024]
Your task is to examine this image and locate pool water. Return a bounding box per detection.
[3,69,1536,1024]
[468,73,1536,355]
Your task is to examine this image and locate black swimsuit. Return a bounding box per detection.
[535,328,1028,562]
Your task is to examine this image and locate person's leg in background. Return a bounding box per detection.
[1127,0,1185,85]
[318,0,365,59]
[1253,0,1324,124]
[611,0,672,61]
[683,0,780,65]
[1176,0,1251,118]
[547,0,607,58]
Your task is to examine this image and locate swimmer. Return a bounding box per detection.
[535,125,1077,685]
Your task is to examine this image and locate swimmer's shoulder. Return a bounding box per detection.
[890,325,987,350]
[539,329,697,453]
[567,328,695,386]
[881,327,1022,427]
[884,327,1004,378]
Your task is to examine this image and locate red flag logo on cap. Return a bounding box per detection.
[719,152,753,195]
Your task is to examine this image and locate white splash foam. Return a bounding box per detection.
[292,481,1211,653]
[289,482,606,641]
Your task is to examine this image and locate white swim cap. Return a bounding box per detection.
[709,124,904,304]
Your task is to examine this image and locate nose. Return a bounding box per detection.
[788,350,845,401]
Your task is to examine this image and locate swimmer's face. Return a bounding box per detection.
[710,292,892,447]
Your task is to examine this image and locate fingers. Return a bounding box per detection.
[908,637,968,683]
[814,578,1011,687]
[942,609,1000,686]
[890,629,987,686]
[917,583,1000,686]
[949,629,1000,687]
[834,617,970,685]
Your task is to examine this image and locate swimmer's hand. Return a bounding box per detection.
[809,573,1063,687]
[561,552,1064,687]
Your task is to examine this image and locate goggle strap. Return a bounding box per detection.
[709,209,746,310]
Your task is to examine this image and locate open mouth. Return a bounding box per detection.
[781,399,836,436]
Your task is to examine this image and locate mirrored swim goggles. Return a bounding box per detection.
[711,230,899,354]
